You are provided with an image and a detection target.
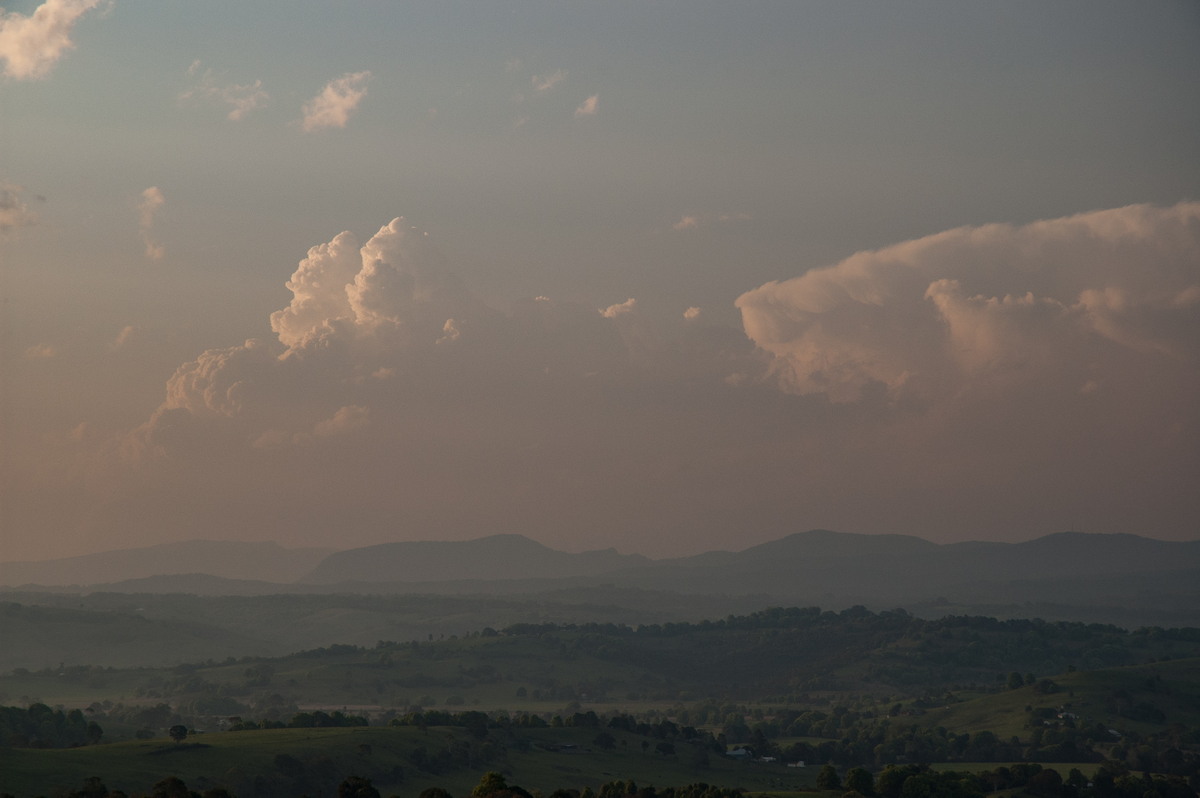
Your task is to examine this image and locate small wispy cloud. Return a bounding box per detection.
[0,183,38,231]
[301,71,371,132]
[24,343,57,359]
[532,69,567,94]
[110,325,137,351]
[683,307,702,320]
[600,297,636,318]
[0,0,103,80]
[138,187,165,261]
[672,211,751,231]
[574,94,599,118]
[180,60,269,121]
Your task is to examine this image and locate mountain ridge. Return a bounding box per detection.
[5,531,1199,613]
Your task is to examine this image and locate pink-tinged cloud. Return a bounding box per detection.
[0,0,101,80]
[180,61,269,120]
[110,325,137,350]
[737,201,1200,404]
[0,182,37,230]
[24,343,57,359]
[673,211,750,231]
[532,69,567,94]
[23,203,1194,559]
[574,94,598,118]
[138,187,165,260]
[600,298,636,318]
[301,71,371,132]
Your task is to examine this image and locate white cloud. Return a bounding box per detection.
[179,61,269,120]
[600,298,636,318]
[301,71,371,132]
[574,94,598,118]
[76,203,1197,557]
[24,342,57,359]
[0,182,37,230]
[736,201,1200,403]
[138,186,165,260]
[672,216,698,231]
[532,69,567,94]
[0,0,102,80]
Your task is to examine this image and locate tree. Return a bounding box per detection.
[167,724,188,744]
[846,767,874,795]
[338,776,381,798]
[818,765,842,791]
[420,789,453,798]
[473,771,509,798]
[151,776,190,798]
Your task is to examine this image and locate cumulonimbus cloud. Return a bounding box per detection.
[301,71,371,132]
[737,201,1200,404]
[89,201,1198,553]
[0,0,102,80]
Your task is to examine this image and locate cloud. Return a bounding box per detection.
[574,94,598,118]
[138,186,165,260]
[532,69,567,94]
[301,71,371,132]
[672,212,750,231]
[312,404,370,438]
[737,201,1200,403]
[41,202,1196,558]
[24,343,57,359]
[600,298,637,318]
[110,325,137,350]
[0,0,102,80]
[0,183,38,230]
[180,61,269,120]
[436,318,461,344]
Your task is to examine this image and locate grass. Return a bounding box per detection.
[919,657,1200,740]
[0,724,822,798]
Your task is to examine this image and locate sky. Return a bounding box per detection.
[1,1,1198,563]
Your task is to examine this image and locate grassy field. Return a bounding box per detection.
[0,724,821,798]
[918,657,1200,741]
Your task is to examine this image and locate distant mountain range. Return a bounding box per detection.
[302,534,650,584]
[3,530,1199,627]
[0,539,334,587]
